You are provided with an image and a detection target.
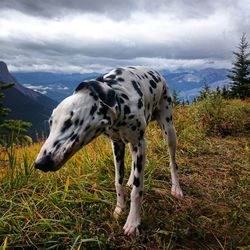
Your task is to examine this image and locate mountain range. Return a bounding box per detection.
[0,61,57,138]
[0,61,230,137]
[13,68,230,102]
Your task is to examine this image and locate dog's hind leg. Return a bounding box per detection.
[112,140,126,218]
[157,93,183,199]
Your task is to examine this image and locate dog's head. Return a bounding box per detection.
[35,80,118,172]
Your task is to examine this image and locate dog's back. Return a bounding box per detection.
[101,66,171,125]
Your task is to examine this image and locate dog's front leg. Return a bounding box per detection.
[123,138,146,236]
[112,140,126,218]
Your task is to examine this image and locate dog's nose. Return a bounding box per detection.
[34,154,55,172]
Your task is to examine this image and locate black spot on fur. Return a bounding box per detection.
[131,80,143,97]
[131,125,137,131]
[61,119,73,133]
[121,93,129,100]
[128,66,136,69]
[137,155,143,173]
[149,80,157,89]
[53,140,60,147]
[119,97,125,104]
[148,71,160,83]
[115,68,123,75]
[89,81,117,108]
[106,74,116,79]
[149,87,153,94]
[74,119,79,126]
[113,142,125,185]
[55,143,61,151]
[104,79,118,85]
[85,125,90,131]
[139,191,143,197]
[70,133,78,141]
[124,105,131,115]
[129,114,135,119]
[90,103,98,116]
[119,178,123,185]
[144,74,148,79]
[138,99,143,109]
[117,77,125,82]
[166,117,170,123]
[167,97,172,104]
[43,150,47,156]
[133,177,140,187]
[136,120,141,127]
[79,119,84,126]
[70,111,74,117]
[106,89,117,107]
[139,130,144,139]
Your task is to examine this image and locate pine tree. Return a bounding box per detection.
[172,90,180,106]
[197,82,210,101]
[228,33,250,99]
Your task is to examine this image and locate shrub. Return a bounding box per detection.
[191,93,250,136]
[174,93,250,137]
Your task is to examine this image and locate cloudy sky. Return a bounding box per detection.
[0,0,250,73]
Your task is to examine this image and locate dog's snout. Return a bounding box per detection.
[34,154,55,172]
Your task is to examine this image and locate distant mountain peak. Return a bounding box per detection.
[0,61,57,138]
[0,61,9,74]
[0,61,16,84]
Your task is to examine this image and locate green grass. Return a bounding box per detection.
[0,99,250,249]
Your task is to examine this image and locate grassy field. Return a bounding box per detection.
[0,97,250,249]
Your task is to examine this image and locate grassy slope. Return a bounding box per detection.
[0,101,250,249]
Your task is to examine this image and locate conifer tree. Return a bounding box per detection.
[172,90,180,106]
[228,33,250,99]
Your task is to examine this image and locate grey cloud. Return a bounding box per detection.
[0,0,136,19]
[0,0,237,19]
[0,0,249,73]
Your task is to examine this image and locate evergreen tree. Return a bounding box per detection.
[197,82,210,101]
[228,33,250,99]
[172,90,181,106]
[222,85,230,99]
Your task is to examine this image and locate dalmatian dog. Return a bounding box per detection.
[35,66,183,236]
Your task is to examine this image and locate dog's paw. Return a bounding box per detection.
[171,185,183,199]
[113,206,123,219]
[123,214,141,236]
[126,178,133,187]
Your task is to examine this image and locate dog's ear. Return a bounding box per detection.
[75,80,117,110]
